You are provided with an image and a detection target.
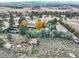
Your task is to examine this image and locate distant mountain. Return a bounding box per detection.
[0,1,79,8]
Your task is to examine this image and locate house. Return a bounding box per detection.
[27,20,34,28]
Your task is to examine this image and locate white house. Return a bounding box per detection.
[27,20,34,27]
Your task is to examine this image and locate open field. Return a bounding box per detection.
[1,7,79,14]
[64,20,79,32]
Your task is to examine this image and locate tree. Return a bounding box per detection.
[9,13,14,28]
[52,18,57,24]
[49,25,56,31]
[30,14,33,19]
[19,25,27,35]
[0,20,3,33]
[47,18,57,25]
[7,33,12,41]
[0,38,4,47]
[34,19,43,29]
[19,17,28,35]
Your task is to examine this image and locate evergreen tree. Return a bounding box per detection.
[19,17,27,35]
[9,13,14,28]
[0,20,3,32]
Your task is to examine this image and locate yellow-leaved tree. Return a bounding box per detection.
[19,19,28,35]
[20,20,28,27]
[34,19,43,29]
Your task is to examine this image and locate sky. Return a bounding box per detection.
[0,0,79,2]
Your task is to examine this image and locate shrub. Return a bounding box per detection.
[31,47,38,54]
[46,23,51,28]
[63,32,72,39]
[49,25,56,31]
[49,30,55,38]
[29,30,38,38]
[51,30,60,38]
[26,28,39,38]
[50,30,62,38]
[7,33,12,41]
[38,28,50,38]
[49,30,72,39]
[19,25,27,35]
[26,28,51,38]
[47,18,57,25]
[0,38,4,47]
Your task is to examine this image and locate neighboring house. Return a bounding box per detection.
[42,15,52,23]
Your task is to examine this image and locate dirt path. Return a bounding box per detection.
[56,22,79,43]
[56,22,68,32]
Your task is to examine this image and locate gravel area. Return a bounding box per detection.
[0,48,16,58]
[0,38,79,58]
[33,38,79,58]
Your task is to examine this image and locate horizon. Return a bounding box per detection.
[0,0,79,2]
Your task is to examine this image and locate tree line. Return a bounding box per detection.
[28,11,79,19]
